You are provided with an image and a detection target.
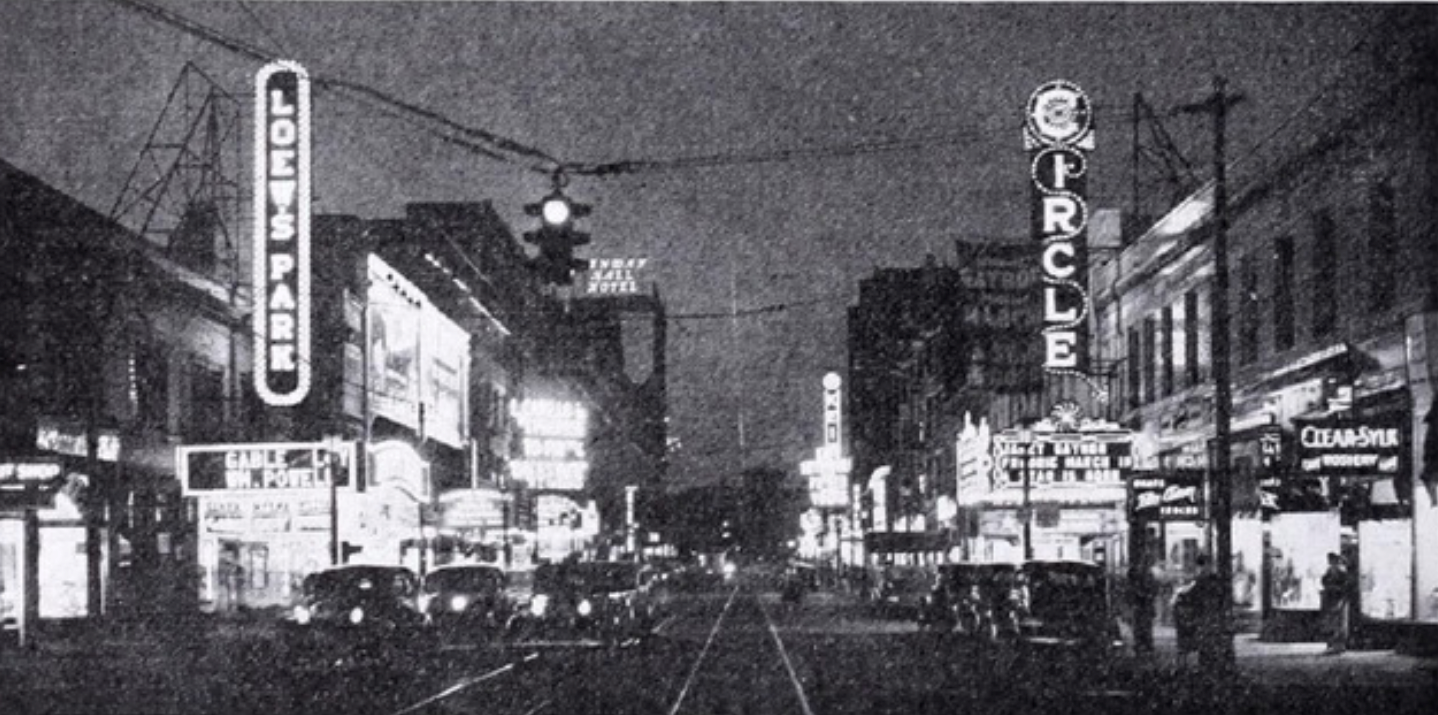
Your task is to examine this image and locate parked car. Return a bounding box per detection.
[419,563,516,639]
[919,562,1019,638]
[780,560,818,604]
[285,564,429,661]
[1011,560,1121,653]
[872,565,934,620]
[515,561,656,645]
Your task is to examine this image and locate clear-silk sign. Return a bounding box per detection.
[254,61,312,406]
[1294,414,1406,478]
[1024,80,1103,401]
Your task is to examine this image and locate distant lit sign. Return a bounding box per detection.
[254,60,312,406]
[0,460,65,508]
[1129,471,1206,521]
[36,417,120,462]
[512,398,589,491]
[1024,80,1103,401]
[179,442,352,494]
[512,399,587,439]
[581,257,651,296]
[1295,414,1405,477]
[511,460,589,492]
[822,372,842,447]
[804,373,851,509]
[0,461,63,487]
[802,445,851,509]
[956,412,994,500]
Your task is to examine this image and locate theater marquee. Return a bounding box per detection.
[178,442,354,494]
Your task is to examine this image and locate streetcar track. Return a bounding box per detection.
[665,585,741,715]
[389,651,539,715]
[519,699,552,715]
[392,594,713,715]
[756,595,817,715]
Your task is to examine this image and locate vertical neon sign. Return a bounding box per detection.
[1025,80,1106,401]
[254,61,311,406]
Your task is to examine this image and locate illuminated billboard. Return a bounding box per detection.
[366,254,471,446]
[253,61,312,406]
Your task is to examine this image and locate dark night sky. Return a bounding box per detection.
[0,1,1387,487]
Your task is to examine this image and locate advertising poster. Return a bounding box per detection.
[1358,519,1413,620]
[368,256,423,430]
[1269,512,1340,611]
[423,303,470,449]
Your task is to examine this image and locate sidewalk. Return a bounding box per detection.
[1,611,282,662]
[1139,625,1438,690]
[765,587,1438,690]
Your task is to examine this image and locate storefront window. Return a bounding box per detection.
[1269,512,1340,611]
[1357,520,1411,620]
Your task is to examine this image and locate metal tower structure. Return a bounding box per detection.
[110,61,243,283]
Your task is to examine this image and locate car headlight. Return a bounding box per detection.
[531,594,549,617]
[349,606,365,625]
[577,599,593,617]
[450,595,470,612]
[293,605,312,625]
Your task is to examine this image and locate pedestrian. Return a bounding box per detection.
[1131,553,1157,654]
[1175,554,1227,670]
[1321,552,1350,655]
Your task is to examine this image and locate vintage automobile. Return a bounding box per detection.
[918,562,1019,638]
[515,560,656,644]
[871,565,934,620]
[1010,560,1122,653]
[285,564,430,660]
[419,563,516,639]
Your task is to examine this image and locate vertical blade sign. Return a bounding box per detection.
[254,61,312,406]
[1025,80,1104,401]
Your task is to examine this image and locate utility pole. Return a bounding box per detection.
[1179,74,1244,673]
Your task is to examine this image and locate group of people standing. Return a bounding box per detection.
[1131,549,1353,664]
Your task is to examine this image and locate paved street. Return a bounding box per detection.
[3,584,1435,715]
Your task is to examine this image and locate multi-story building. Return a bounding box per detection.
[848,245,1047,566]
[1094,7,1438,640]
[0,157,666,627]
[848,256,964,564]
[1,157,250,630]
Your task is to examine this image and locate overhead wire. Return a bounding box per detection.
[110,0,561,173]
[113,0,1137,187]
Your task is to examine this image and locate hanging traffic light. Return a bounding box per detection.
[524,188,591,286]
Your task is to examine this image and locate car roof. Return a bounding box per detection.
[425,563,505,574]
[312,564,415,576]
[1021,559,1102,570]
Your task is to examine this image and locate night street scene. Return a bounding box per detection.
[3,2,1438,714]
